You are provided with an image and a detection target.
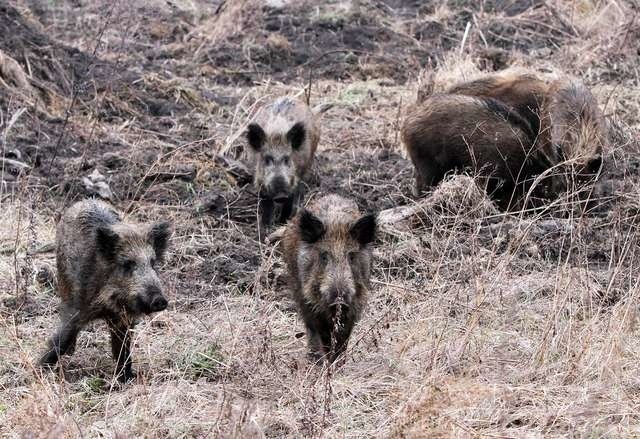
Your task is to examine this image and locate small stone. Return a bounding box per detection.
[35,264,56,290]
[81,169,113,200]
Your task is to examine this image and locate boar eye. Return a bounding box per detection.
[348,251,358,263]
[122,259,136,274]
[319,251,330,265]
[282,156,290,166]
[264,155,274,166]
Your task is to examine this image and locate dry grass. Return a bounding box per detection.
[2,0,640,437]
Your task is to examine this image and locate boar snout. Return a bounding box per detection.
[150,295,168,312]
[327,287,352,307]
[137,286,167,314]
[266,176,291,203]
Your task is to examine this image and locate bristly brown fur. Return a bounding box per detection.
[446,71,550,140]
[39,199,171,382]
[445,70,608,191]
[282,194,376,362]
[401,93,549,210]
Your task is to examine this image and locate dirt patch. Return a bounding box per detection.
[192,0,440,84]
[0,3,217,201]
[315,147,413,211]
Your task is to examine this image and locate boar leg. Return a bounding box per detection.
[325,310,355,362]
[304,317,328,362]
[39,307,82,367]
[279,184,304,224]
[277,195,295,224]
[107,319,135,382]
[259,198,275,229]
[306,330,325,362]
[314,317,343,361]
[413,158,443,197]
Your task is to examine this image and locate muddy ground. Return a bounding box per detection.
[1,0,640,437]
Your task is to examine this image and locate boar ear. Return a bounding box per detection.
[148,221,171,260]
[299,209,325,243]
[287,122,306,151]
[247,123,266,151]
[350,213,376,246]
[96,226,119,261]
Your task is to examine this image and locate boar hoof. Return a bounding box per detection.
[117,368,137,383]
[39,349,60,368]
[306,350,325,365]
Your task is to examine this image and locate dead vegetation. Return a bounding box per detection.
[2,0,640,437]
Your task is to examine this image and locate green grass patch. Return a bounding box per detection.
[186,343,226,380]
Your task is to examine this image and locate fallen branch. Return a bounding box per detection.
[144,164,198,183]
[215,154,253,186]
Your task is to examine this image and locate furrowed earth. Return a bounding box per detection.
[1,0,640,437]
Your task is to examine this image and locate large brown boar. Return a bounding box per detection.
[401,93,549,209]
[246,97,324,230]
[39,199,171,382]
[282,194,376,362]
[445,71,607,190]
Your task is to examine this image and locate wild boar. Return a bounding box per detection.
[39,199,171,382]
[245,97,322,230]
[282,194,376,362]
[445,71,607,192]
[401,93,550,209]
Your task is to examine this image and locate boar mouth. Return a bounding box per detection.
[259,187,291,204]
[135,294,168,314]
[327,289,351,309]
[272,193,291,204]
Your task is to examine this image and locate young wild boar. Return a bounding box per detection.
[282,195,376,362]
[401,93,549,209]
[246,97,321,230]
[39,199,171,382]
